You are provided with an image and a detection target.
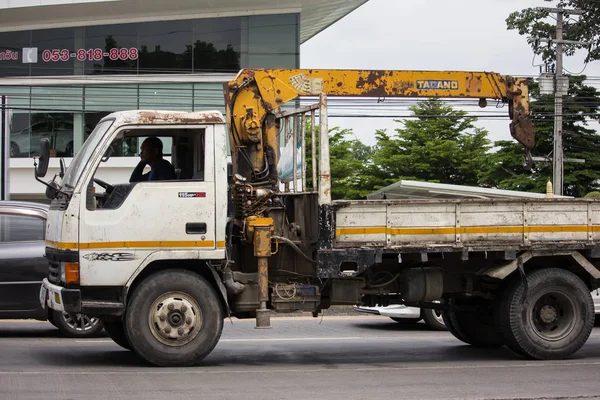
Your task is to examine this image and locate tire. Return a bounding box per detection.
[47,310,57,328]
[101,319,131,350]
[421,308,447,331]
[124,269,224,367]
[53,311,104,338]
[499,268,594,360]
[390,317,419,324]
[10,142,19,157]
[446,302,504,348]
[441,311,468,343]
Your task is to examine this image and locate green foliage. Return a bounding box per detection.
[506,1,600,63]
[478,75,600,197]
[584,191,600,198]
[303,123,373,200]
[360,99,491,192]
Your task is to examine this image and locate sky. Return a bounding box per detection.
[300,0,600,147]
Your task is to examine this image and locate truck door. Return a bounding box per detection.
[78,125,221,287]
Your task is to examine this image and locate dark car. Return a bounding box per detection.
[0,201,103,337]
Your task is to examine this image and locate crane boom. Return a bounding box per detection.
[223,68,535,185]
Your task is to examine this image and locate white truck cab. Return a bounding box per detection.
[41,110,228,315]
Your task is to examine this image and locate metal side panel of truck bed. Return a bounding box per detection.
[332,198,600,250]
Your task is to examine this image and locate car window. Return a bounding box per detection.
[0,214,45,242]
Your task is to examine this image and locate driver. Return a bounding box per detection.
[129,137,176,182]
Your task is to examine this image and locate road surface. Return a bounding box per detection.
[1,316,600,400]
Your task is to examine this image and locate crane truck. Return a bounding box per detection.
[37,69,600,367]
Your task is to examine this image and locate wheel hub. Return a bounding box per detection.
[539,305,557,324]
[62,312,99,332]
[530,291,576,342]
[150,294,201,346]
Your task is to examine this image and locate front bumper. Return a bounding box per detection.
[40,278,81,313]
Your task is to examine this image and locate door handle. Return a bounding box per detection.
[186,223,207,234]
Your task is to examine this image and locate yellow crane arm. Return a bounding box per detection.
[223,69,534,183]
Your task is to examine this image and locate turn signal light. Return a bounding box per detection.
[64,262,80,284]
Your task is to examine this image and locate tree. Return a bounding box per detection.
[506,1,600,63]
[303,123,373,200]
[478,76,600,197]
[361,98,491,192]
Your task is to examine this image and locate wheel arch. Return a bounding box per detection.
[123,259,229,317]
[478,250,600,290]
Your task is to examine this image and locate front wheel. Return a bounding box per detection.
[101,319,131,350]
[125,270,224,367]
[53,311,103,338]
[499,268,594,360]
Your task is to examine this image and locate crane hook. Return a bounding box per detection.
[522,148,533,170]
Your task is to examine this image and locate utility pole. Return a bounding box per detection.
[535,7,589,196]
[554,9,564,196]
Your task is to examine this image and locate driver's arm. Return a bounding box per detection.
[129,161,149,183]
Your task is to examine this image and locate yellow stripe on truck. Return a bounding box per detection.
[46,240,226,250]
[336,225,593,237]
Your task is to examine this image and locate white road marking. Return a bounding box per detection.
[75,340,113,343]
[220,336,362,342]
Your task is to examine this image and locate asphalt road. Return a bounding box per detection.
[1,316,600,400]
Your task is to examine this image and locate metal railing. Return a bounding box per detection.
[275,93,330,204]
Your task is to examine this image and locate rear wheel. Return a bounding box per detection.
[441,311,468,342]
[101,319,131,350]
[125,270,224,367]
[53,311,103,338]
[499,268,594,360]
[445,301,504,348]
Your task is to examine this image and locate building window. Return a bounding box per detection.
[84,24,138,75]
[31,28,76,76]
[10,112,75,158]
[192,17,241,72]
[137,20,193,74]
[0,31,31,77]
[0,12,299,77]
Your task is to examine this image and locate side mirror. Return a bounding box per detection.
[35,138,51,178]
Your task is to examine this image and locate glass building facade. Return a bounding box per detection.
[0,13,300,158]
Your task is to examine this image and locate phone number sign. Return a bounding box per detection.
[42,47,139,62]
[2,47,139,63]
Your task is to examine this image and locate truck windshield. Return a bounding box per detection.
[61,119,114,191]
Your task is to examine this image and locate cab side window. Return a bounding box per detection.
[0,214,45,242]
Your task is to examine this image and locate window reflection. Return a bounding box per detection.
[0,31,31,77]
[84,24,138,75]
[31,28,75,76]
[193,17,241,72]
[0,215,45,242]
[138,20,192,74]
[10,113,75,158]
[0,15,254,76]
